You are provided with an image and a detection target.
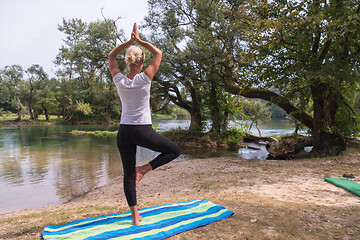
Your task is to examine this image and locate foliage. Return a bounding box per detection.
[145,0,248,133]
[236,0,359,148]
[171,105,191,119]
[0,64,59,121]
[162,125,246,148]
[221,125,246,144]
[0,65,24,115]
[242,99,271,136]
[24,64,51,119]
[55,18,124,121]
[75,101,93,116]
[0,108,11,119]
[146,0,360,155]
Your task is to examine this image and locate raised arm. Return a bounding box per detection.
[132,23,162,80]
[108,39,134,78]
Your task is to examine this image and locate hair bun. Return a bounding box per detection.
[125,46,145,66]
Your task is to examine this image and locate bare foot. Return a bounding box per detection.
[135,163,152,188]
[133,214,143,225]
[130,205,143,225]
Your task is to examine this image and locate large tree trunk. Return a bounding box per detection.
[189,109,202,131]
[42,102,49,121]
[61,78,72,121]
[310,80,346,155]
[28,93,34,120]
[16,97,24,121]
[167,79,203,131]
[210,85,220,133]
[168,87,203,131]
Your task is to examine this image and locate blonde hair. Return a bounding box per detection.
[125,46,145,67]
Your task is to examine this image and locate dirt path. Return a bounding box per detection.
[1,149,360,239]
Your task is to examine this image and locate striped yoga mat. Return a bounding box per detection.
[42,199,234,240]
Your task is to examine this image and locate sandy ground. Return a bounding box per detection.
[71,156,360,207]
[1,149,360,239]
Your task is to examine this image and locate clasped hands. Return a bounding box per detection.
[131,23,141,43]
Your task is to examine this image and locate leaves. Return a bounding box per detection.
[55,18,124,121]
[75,101,93,116]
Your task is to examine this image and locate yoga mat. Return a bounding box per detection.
[42,199,234,240]
[325,178,360,197]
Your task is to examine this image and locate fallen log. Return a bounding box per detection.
[266,134,313,160]
[244,132,278,143]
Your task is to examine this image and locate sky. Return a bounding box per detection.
[0,0,148,76]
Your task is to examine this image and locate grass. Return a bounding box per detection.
[71,130,118,138]
[71,123,159,138]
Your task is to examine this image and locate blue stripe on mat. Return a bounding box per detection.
[42,199,234,240]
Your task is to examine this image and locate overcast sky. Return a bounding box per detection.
[0,0,148,76]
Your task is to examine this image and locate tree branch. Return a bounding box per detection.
[311,31,321,56]
[223,83,314,129]
[318,39,332,63]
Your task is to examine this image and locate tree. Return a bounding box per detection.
[24,64,49,120]
[220,0,360,155]
[242,99,271,136]
[54,18,87,120]
[37,78,61,120]
[146,0,243,132]
[0,65,25,120]
[146,0,359,156]
[55,18,124,121]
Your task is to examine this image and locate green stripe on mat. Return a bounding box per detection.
[324,178,360,197]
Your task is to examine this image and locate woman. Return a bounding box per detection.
[108,23,180,225]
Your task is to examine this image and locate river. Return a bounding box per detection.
[0,120,302,214]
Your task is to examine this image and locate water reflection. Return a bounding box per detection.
[238,143,270,160]
[0,125,123,214]
[53,137,123,200]
[1,154,24,186]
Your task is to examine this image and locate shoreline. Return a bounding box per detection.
[0,114,183,126]
[0,119,117,125]
[1,151,360,239]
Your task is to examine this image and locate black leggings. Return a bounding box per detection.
[116,124,180,207]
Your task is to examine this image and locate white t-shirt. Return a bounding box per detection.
[113,72,152,125]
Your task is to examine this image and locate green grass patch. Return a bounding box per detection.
[72,123,159,138]
[72,130,117,138]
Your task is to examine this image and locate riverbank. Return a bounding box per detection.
[0,113,180,125]
[1,148,360,239]
[0,119,115,125]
